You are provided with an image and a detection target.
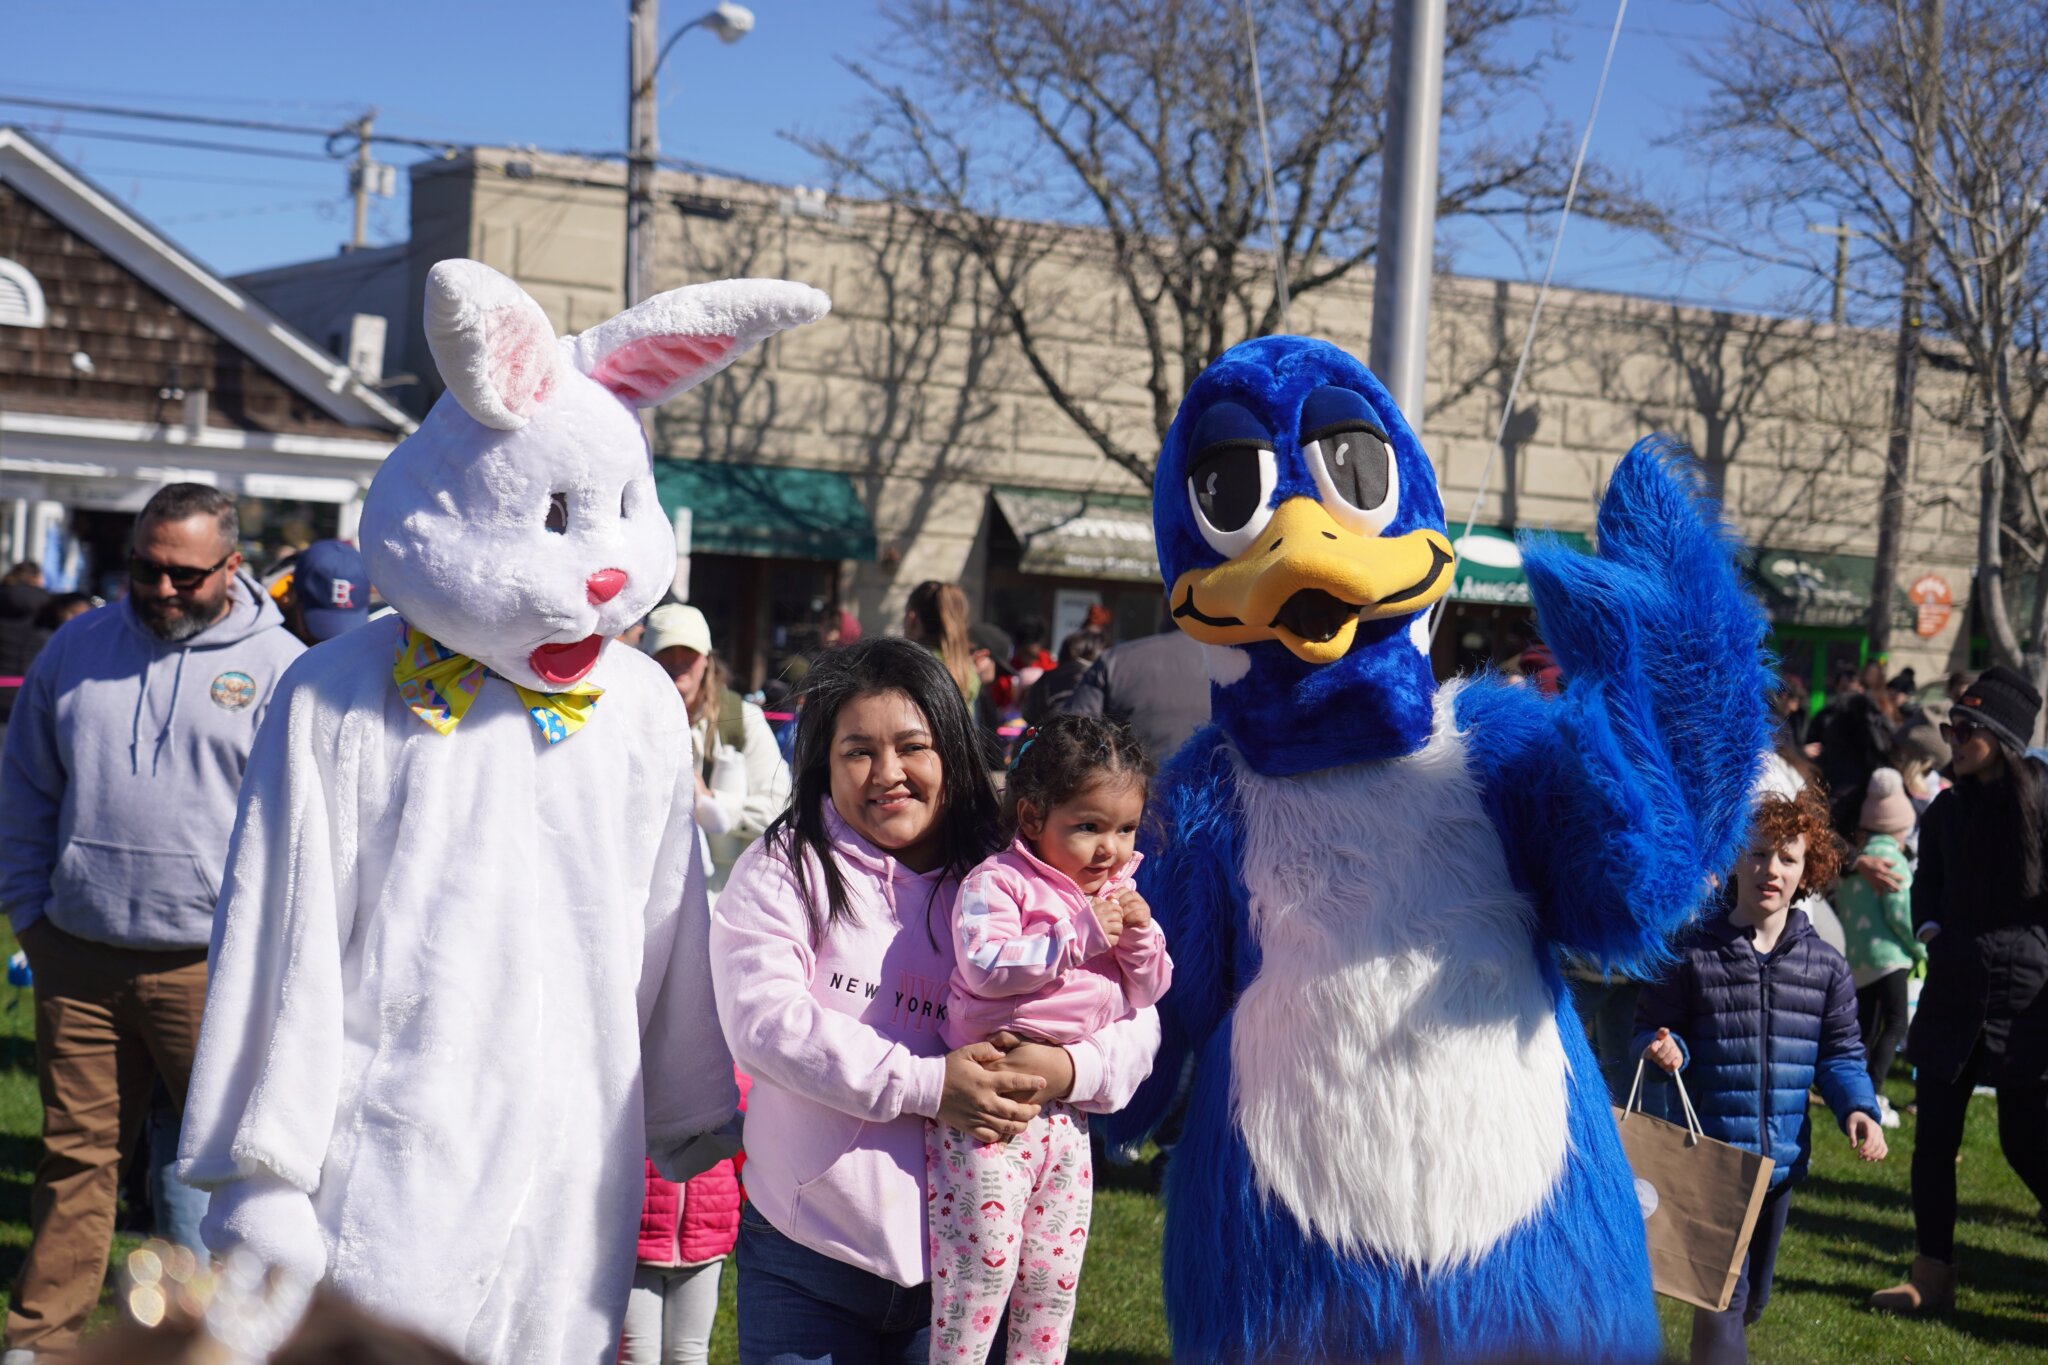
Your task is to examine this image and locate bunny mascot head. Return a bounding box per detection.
[359,259,829,689]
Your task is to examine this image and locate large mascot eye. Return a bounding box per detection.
[1300,387,1400,536]
[1186,440,1278,556]
[545,492,569,534]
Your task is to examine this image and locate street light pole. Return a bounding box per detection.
[624,1,755,310]
[625,0,660,309]
[1367,0,1447,434]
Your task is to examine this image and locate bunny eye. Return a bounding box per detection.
[545,492,569,535]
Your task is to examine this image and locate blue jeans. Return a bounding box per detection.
[734,1204,931,1365]
[1689,1181,1793,1364]
[148,1092,207,1254]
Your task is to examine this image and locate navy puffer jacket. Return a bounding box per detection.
[1631,907,1878,1187]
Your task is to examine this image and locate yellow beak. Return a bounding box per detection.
[1170,498,1456,664]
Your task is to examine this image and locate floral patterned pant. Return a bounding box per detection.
[926,1105,1093,1364]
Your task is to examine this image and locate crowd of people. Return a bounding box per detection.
[0,488,2043,1364]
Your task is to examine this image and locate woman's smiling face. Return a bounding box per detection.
[829,688,947,872]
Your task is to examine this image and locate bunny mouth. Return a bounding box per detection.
[529,634,606,687]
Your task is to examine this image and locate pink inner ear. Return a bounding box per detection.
[489,304,557,417]
[590,333,738,405]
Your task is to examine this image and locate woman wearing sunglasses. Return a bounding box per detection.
[1870,665,2048,1315]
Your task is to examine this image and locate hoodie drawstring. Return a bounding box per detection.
[128,650,152,776]
[152,648,188,777]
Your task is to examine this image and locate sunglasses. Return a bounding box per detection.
[128,550,233,591]
[1940,717,1983,742]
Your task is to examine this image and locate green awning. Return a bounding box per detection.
[651,461,875,561]
[1746,548,1913,629]
[991,488,1158,583]
[1450,525,1594,605]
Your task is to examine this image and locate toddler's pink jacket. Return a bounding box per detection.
[942,838,1173,1050]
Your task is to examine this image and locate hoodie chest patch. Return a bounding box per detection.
[210,671,257,710]
[1226,684,1570,1268]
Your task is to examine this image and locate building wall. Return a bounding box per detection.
[285,149,1986,681]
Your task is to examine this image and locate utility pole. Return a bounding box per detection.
[347,111,375,252]
[625,0,660,308]
[1367,0,1446,433]
[1807,219,1858,326]
[1869,0,1944,660]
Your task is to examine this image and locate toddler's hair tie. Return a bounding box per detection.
[1008,728,1039,771]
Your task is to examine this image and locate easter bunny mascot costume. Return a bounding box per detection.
[179,261,830,1364]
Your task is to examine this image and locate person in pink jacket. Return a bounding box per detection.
[709,638,1160,1365]
[931,714,1172,1363]
[623,1070,753,1365]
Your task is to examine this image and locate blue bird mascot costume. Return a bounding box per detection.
[1100,336,1773,1362]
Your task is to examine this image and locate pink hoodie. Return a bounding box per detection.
[944,839,1173,1049]
[708,803,1161,1288]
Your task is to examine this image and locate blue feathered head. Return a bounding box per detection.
[1154,336,1455,775]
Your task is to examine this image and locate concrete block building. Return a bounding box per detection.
[242,147,1989,694]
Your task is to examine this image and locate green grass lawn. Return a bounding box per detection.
[0,915,2038,1361]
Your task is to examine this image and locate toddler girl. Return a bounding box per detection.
[1836,767,1923,1124]
[928,714,1173,1364]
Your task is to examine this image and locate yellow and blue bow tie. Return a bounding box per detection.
[393,625,602,745]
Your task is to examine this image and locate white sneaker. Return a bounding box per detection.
[5,1348,39,1365]
[1878,1095,1902,1129]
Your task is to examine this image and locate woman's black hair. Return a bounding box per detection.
[764,635,1003,943]
[1002,712,1151,834]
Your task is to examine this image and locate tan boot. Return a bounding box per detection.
[1869,1256,1956,1314]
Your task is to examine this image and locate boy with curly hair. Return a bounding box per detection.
[1633,788,1887,1365]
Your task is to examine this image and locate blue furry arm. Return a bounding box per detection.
[1098,725,1247,1150]
[1815,958,1880,1127]
[1456,439,1773,971]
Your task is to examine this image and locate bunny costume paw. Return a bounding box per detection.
[179,262,831,1365]
[201,1173,327,1287]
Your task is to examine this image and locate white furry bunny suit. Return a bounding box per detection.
[179,260,830,1364]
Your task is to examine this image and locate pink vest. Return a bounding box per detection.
[637,1071,751,1266]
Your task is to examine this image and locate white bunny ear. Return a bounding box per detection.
[423,259,564,430]
[568,279,831,409]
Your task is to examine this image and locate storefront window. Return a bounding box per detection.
[687,552,842,693]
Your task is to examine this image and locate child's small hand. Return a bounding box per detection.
[1855,853,1904,894]
[1644,1028,1683,1074]
[1113,887,1151,930]
[1847,1111,1888,1162]
[1091,896,1125,947]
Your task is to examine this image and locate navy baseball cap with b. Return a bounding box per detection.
[293,539,370,641]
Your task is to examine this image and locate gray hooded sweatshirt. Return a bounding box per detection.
[0,574,303,949]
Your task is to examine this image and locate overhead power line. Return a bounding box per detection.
[11,124,338,163]
[0,93,462,160]
[0,92,341,138]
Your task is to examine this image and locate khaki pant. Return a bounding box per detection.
[4,921,207,1353]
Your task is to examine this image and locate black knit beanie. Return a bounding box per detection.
[1954,664,2041,752]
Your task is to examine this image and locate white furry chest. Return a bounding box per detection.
[1226,688,1569,1268]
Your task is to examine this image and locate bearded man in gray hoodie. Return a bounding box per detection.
[0,483,303,1359]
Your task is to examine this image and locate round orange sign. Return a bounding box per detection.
[1910,573,1953,639]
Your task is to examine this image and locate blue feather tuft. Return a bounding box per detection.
[1455,436,1775,972]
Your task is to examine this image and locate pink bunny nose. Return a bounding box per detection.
[586,569,628,605]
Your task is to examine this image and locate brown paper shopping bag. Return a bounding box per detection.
[1612,1060,1776,1312]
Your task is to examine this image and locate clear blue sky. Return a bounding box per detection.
[0,1,1826,317]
